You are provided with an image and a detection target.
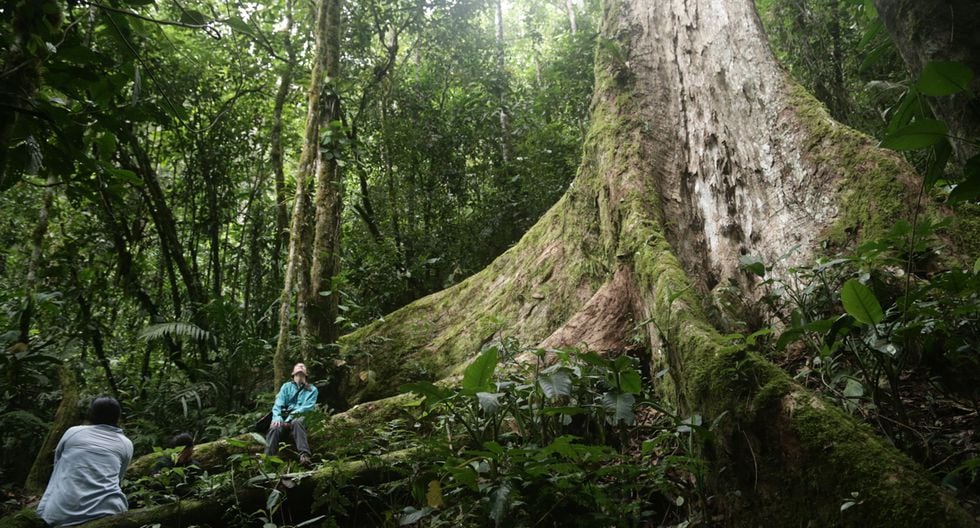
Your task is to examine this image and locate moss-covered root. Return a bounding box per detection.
[127,434,259,477]
[692,345,976,526]
[80,500,224,528]
[128,393,414,478]
[80,449,417,527]
[743,387,976,527]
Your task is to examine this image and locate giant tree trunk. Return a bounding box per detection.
[323,0,971,524]
[873,0,980,164]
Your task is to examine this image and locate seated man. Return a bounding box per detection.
[152,432,200,474]
[265,362,319,467]
[37,396,134,527]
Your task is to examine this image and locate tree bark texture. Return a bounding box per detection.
[873,0,980,164]
[275,0,344,386]
[305,0,344,349]
[323,0,970,524]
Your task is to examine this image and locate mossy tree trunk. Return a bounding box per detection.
[274,0,344,386]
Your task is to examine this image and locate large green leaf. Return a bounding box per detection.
[601,392,635,425]
[739,254,766,277]
[916,61,974,96]
[537,369,572,399]
[881,119,947,151]
[462,347,498,393]
[948,155,980,204]
[841,279,884,325]
[619,370,642,394]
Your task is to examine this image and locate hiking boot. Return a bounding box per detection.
[299,453,313,468]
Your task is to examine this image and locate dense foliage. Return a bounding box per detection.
[1,0,978,524]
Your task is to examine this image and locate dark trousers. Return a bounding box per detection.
[264,417,310,456]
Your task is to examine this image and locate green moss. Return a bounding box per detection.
[770,392,974,527]
[785,81,918,246]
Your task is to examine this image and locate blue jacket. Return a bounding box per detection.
[272,381,318,422]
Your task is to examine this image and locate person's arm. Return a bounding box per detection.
[288,385,318,419]
[271,384,288,424]
[118,438,133,483]
[53,431,68,465]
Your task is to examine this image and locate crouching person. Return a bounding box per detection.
[265,362,318,467]
[37,396,134,527]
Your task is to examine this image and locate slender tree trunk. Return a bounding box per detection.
[305,0,344,349]
[205,164,222,298]
[12,175,56,354]
[120,130,206,311]
[274,0,344,386]
[93,177,185,377]
[873,0,980,163]
[565,0,578,34]
[271,0,297,282]
[494,0,512,165]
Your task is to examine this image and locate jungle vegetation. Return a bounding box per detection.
[1,0,978,526]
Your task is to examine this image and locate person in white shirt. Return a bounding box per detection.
[36,396,134,527]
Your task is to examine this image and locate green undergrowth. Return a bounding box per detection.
[91,341,724,528]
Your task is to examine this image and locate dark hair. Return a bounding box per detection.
[88,396,122,426]
[171,433,194,448]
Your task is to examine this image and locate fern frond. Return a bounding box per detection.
[139,322,212,344]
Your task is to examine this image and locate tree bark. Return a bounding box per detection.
[873,0,980,163]
[565,0,578,34]
[275,0,344,385]
[271,0,297,282]
[305,0,344,349]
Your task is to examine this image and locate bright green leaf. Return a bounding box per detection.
[881,119,947,151]
[739,254,766,277]
[462,347,498,393]
[619,370,642,394]
[841,279,884,325]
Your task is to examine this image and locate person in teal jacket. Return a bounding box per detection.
[265,362,318,467]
